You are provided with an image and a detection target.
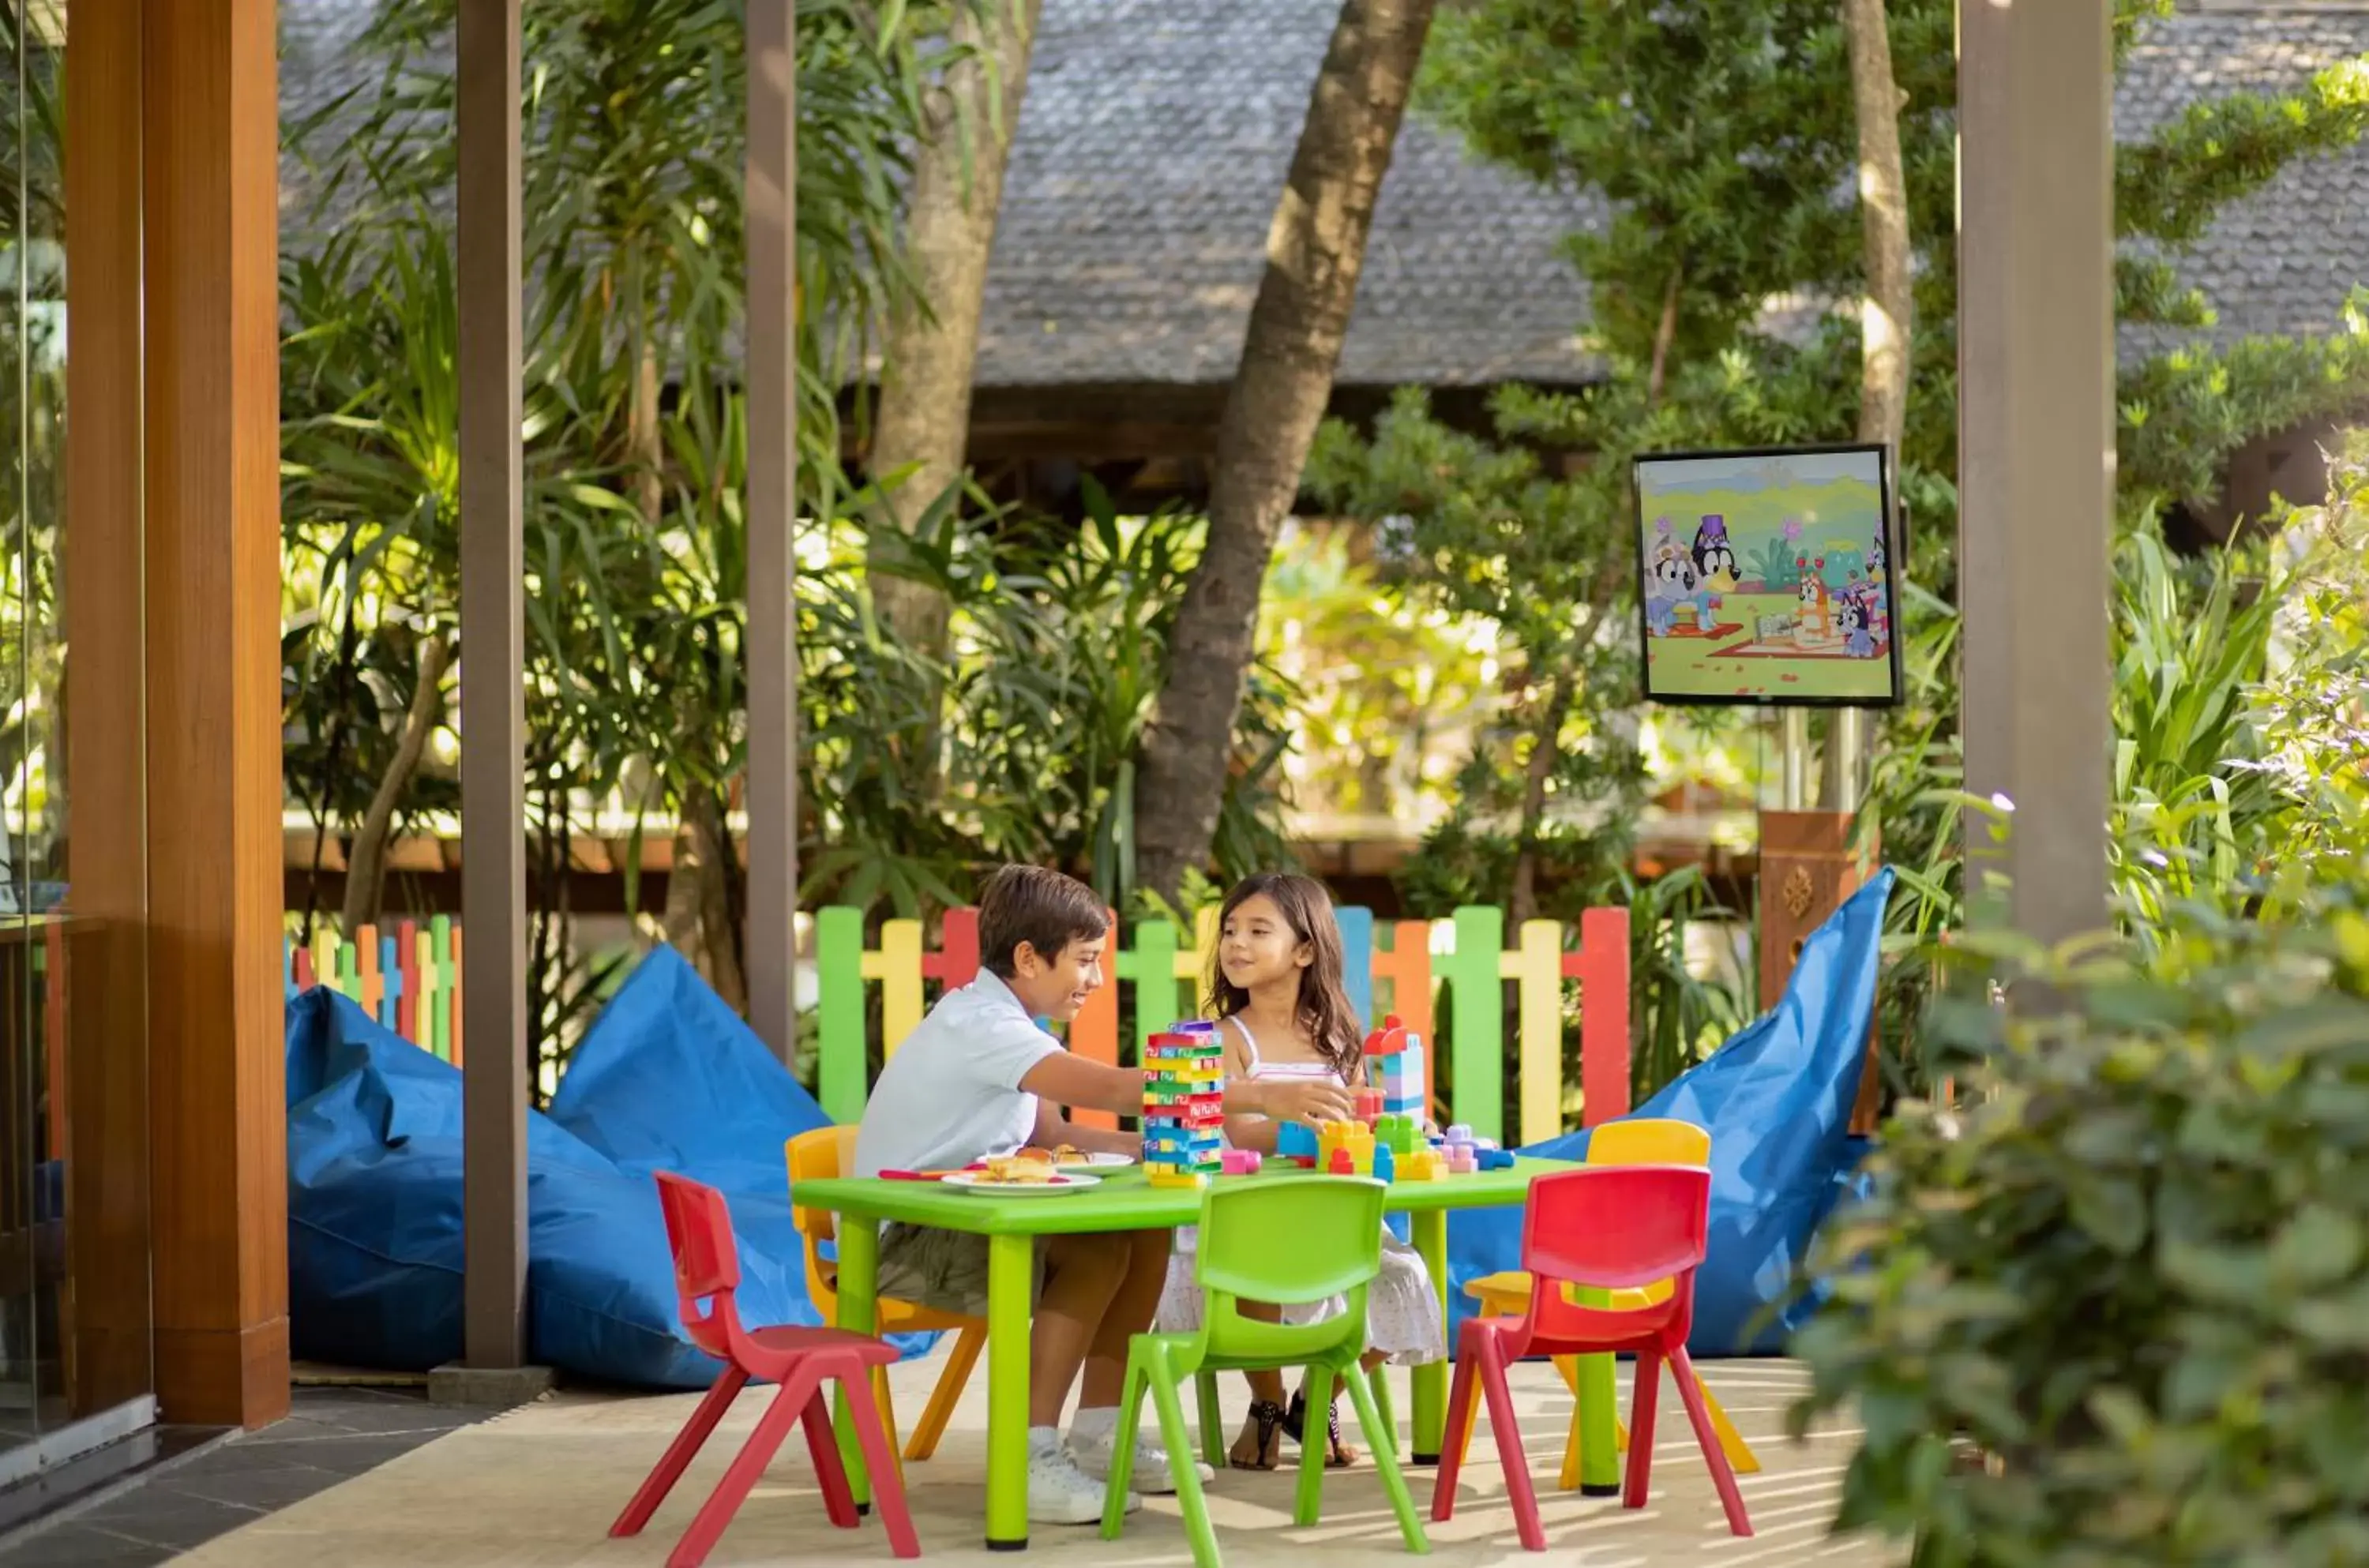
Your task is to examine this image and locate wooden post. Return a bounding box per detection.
[140,0,291,1427]
[457,0,530,1375]
[1759,811,1884,1133]
[1957,0,2113,950]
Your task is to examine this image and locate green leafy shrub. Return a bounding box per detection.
[1791,907,2369,1566]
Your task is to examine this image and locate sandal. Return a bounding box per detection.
[1284,1387,1357,1468]
[1230,1399,1285,1470]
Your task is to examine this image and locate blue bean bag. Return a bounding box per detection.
[286,944,932,1387]
[1446,869,1891,1355]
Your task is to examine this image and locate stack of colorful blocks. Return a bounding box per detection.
[1143,1022,1226,1188]
[1365,1013,1427,1121]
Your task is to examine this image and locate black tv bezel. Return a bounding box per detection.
[1630,441,1904,711]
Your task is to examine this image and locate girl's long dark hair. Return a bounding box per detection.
[1205,872,1364,1082]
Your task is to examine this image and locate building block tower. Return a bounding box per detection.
[1364,1013,1426,1123]
[1143,1022,1226,1188]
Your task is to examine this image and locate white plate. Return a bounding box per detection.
[942,1170,1102,1195]
[1053,1151,1136,1170]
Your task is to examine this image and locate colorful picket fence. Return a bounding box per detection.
[283,917,465,1065]
[815,903,1632,1147]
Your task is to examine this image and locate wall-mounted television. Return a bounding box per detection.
[1631,443,1901,709]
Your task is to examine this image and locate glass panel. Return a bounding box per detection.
[0,0,42,1456]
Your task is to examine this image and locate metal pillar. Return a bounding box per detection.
[456,0,530,1374]
[1957,0,2114,944]
[745,0,800,1060]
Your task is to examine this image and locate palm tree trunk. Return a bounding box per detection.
[869,0,1046,663]
[1132,0,1439,902]
[340,636,452,935]
[1824,0,1913,810]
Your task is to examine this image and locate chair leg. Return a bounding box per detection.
[1102,1345,1153,1540]
[904,1322,984,1461]
[1622,1351,1661,1512]
[1343,1363,1429,1557]
[1429,1330,1480,1524]
[870,1365,906,1475]
[1369,1362,1397,1460]
[1480,1339,1544,1553]
[1144,1349,1222,1568]
[1551,1354,1579,1396]
[1698,1376,1760,1474]
[798,1384,858,1529]
[666,1368,813,1568]
[1293,1364,1333,1529]
[610,1366,749,1538]
[1671,1349,1753,1538]
[844,1363,925,1558]
[1196,1369,1227,1470]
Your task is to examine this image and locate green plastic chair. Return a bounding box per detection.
[1100,1177,1429,1568]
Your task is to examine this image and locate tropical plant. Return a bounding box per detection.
[1791,897,2369,1566]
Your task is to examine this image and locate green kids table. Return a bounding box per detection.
[792,1156,1617,1551]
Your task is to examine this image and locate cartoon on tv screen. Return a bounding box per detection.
[1631,447,1898,705]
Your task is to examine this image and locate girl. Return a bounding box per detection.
[1152,872,1444,1470]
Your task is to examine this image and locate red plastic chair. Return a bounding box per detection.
[1430,1164,1750,1548]
[610,1172,920,1566]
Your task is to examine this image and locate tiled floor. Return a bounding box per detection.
[0,1387,490,1568]
[162,1355,1898,1568]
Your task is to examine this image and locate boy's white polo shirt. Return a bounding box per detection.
[852,969,1065,1179]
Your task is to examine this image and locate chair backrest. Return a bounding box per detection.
[1587,1117,1709,1168]
[655,1170,746,1359]
[785,1126,857,1315]
[1196,1177,1386,1364]
[787,1125,858,1242]
[1520,1165,1710,1295]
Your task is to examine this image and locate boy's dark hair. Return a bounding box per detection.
[978,865,1109,978]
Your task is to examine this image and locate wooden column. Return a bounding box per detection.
[1958,0,2113,946]
[457,0,530,1371]
[141,0,290,1428]
[1758,812,1883,1132]
[62,0,156,1423]
[745,0,800,1061]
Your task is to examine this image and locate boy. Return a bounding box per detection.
[855,865,1353,1525]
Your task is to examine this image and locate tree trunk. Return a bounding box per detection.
[1507,670,1575,928]
[663,787,747,1014]
[341,636,452,935]
[1824,0,1913,810]
[1132,0,1439,903]
[869,0,1046,662]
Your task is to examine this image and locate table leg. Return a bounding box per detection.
[1409,1209,1447,1463]
[985,1232,1033,1551]
[834,1216,880,1512]
[1573,1289,1620,1496]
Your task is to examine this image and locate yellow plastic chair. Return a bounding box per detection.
[1456,1117,1759,1487]
[787,1126,989,1464]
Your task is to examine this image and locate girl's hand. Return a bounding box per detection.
[1256,1077,1356,1126]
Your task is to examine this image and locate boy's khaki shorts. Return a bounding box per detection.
[876,1223,1049,1317]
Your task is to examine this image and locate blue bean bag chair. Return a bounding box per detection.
[1446,869,1892,1355]
[286,944,932,1387]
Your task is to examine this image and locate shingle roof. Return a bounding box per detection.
[278,1,2369,389]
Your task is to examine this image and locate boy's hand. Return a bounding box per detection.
[1249,1076,1356,1126]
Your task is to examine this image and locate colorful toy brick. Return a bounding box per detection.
[1221,1148,1263,1176]
[1277,1121,1320,1168]
[1353,1087,1385,1124]
[1372,1142,1395,1184]
[1143,1022,1226,1189]
[1374,1114,1422,1156]
[1316,1119,1376,1177]
[1446,1143,1478,1174]
[1477,1148,1516,1171]
[1365,1013,1429,1120]
[1398,1147,1447,1182]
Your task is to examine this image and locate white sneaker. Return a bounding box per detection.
[1068,1427,1217,1496]
[1031,1444,1137,1525]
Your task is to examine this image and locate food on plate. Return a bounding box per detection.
[979,1154,1060,1186]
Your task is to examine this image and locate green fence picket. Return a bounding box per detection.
[817,906,868,1123]
[1117,920,1180,1060]
[1446,906,1505,1144]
